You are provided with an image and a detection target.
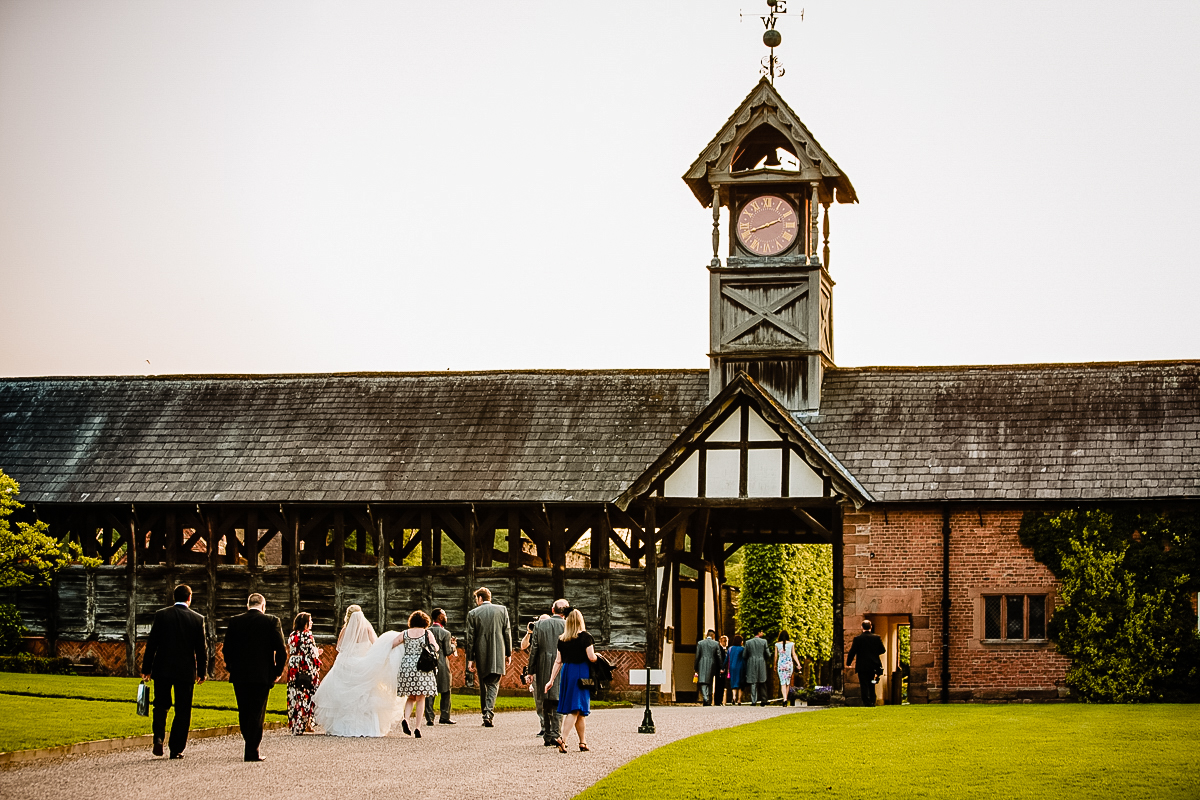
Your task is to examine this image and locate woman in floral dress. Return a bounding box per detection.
[775,629,801,704]
[287,612,322,734]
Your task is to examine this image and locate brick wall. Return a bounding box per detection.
[842,506,1069,704]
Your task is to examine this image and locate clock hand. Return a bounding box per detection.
[749,218,782,233]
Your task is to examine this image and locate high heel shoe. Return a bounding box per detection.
[401,719,411,736]
[555,738,567,753]
[579,743,590,752]
[414,728,422,739]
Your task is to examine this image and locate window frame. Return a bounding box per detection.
[968,587,1054,649]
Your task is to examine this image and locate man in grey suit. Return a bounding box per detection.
[528,599,568,746]
[424,607,457,726]
[694,629,721,706]
[742,629,771,706]
[465,586,512,727]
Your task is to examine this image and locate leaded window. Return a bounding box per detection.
[981,594,1048,642]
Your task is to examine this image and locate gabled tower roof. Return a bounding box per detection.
[683,78,857,208]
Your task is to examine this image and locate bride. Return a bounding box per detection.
[313,605,404,737]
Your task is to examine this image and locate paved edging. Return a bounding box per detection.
[0,721,289,766]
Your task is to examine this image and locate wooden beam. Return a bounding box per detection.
[244,510,259,576]
[204,508,219,677]
[650,497,839,509]
[791,507,833,538]
[550,509,566,601]
[125,512,138,677]
[289,512,300,625]
[375,518,387,632]
[463,509,477,623]
[507,510,521,570]
[832,504,845,695]
[645,504,661,670]
[164,510,177,570]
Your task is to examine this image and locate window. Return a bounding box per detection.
[982,594,1048,642]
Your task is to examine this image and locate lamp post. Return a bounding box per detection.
[638,644,656,734]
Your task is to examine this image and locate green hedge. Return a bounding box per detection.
[0,653,76,675]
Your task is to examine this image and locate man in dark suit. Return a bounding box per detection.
[141,583,208,759]
[694,630,721,706]
[528,599,568,746]
[223,593,287,761]
[424,607,457,726]
[846,619,887,707]
[742,630,771,706]
[465,586,512,727]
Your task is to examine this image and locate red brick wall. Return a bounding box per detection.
[842,506,1069,703]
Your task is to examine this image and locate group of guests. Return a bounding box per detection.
[693,628,804,706]
[141,583,600,761]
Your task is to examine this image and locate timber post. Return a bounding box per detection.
[832,503,845,695]
[375,516,387,632]
[289,513,300,624]
[204,508,218,677]
[125,510,138,677]
[643,503,658,670]
[463,506,477,619]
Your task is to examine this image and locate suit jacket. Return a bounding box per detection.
[742,635,771,684]
[428,623,454,694]
[142,603,207,683]
[847,632,886,676]
[694,637,721,683]
[528,615,567,698]
[465,601,512,677]
[223,609,288,686]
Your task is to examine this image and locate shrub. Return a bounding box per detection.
[0,653,75,674]
[0,603,28,655]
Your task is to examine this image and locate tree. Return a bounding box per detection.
[1019,507,1200,702]
[0,468,94,588]
[737,542,832,663]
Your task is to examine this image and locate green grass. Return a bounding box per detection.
[0,673,288,714]
[0,694,242,753]
[578,705,1200,800]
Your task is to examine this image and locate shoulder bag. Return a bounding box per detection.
[416,631,439,673]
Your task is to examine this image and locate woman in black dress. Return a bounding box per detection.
[544,609,597,752]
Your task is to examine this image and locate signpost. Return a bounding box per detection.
[629,667,665,734]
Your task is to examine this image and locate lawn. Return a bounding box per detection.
[578,704,1200,800]
[0,673,288,714]
[0,694,241,753]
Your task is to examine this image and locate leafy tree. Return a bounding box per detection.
[1019,507,1200,702]
[0,468,95,588]
[0,603,28,654]
[737,542,832,663]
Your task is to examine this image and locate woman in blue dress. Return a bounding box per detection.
[544,609,597,752]
[726,634,746,705]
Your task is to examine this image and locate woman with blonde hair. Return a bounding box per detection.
[544,609,597,752]
[313,604,403,736]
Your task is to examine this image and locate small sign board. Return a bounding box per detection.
[628,669,666,685]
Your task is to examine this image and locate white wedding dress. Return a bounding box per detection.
[313,611,405,737]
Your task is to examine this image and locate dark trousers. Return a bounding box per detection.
[233,682,272,759]
[479,673,501,721]
[714,674,727,706]
[152,678,194,756]
[857,672,878,707]
[424,690,452,724]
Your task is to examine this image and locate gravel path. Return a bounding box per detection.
[0,704,819,800]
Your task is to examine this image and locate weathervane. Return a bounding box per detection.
[750,0,802,85]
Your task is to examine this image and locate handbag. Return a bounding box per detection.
[293,670,315,691]
[577,677,595,690]
[136,681,150,717]
[416,632,438,673]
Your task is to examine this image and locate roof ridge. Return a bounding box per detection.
[828,359,1200,373]
[0,368,711,382]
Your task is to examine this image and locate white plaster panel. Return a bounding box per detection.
[747,448,783,496]
[747,409,780,441]
[709,413,741,442]
[706,450,740,497]
[789,450,825,497]
[663,450,700,497]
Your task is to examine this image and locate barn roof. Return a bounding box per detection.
[806,360,1200,503]
[0,371,709,504]
[0,360,1196,506]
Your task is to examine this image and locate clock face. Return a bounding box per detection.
[735,195,799,256]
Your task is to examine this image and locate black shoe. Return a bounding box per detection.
[543,739,557,746]
[401,719,411,736]
[536,730,545,737]
[482,719,494,728]
[244,756,266,762]
[414,729,422,739]
[152,738,164,757]
[169,753,184,760]
[439,719,456,725]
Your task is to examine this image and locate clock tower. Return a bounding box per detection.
[684,78,856,412]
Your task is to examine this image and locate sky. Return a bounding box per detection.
[1,1,1198,377]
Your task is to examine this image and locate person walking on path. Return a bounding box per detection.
[694,630,721,706]
[286,612,321,735]
[223,593,288,762]
[465,587,512,727]
[141,584,208,759]
[775,630,802,705]
[529,600,568,746]
[714,635,729,705]
[726,634,746,705]
[423,607,457,727]
[391,610,440,739]
[846,619,887,707]
[544,609,597,753]
[742,630,771,706]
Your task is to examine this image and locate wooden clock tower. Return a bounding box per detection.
[684,78,856,412]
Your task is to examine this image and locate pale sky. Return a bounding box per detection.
[2,1,1197,377]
